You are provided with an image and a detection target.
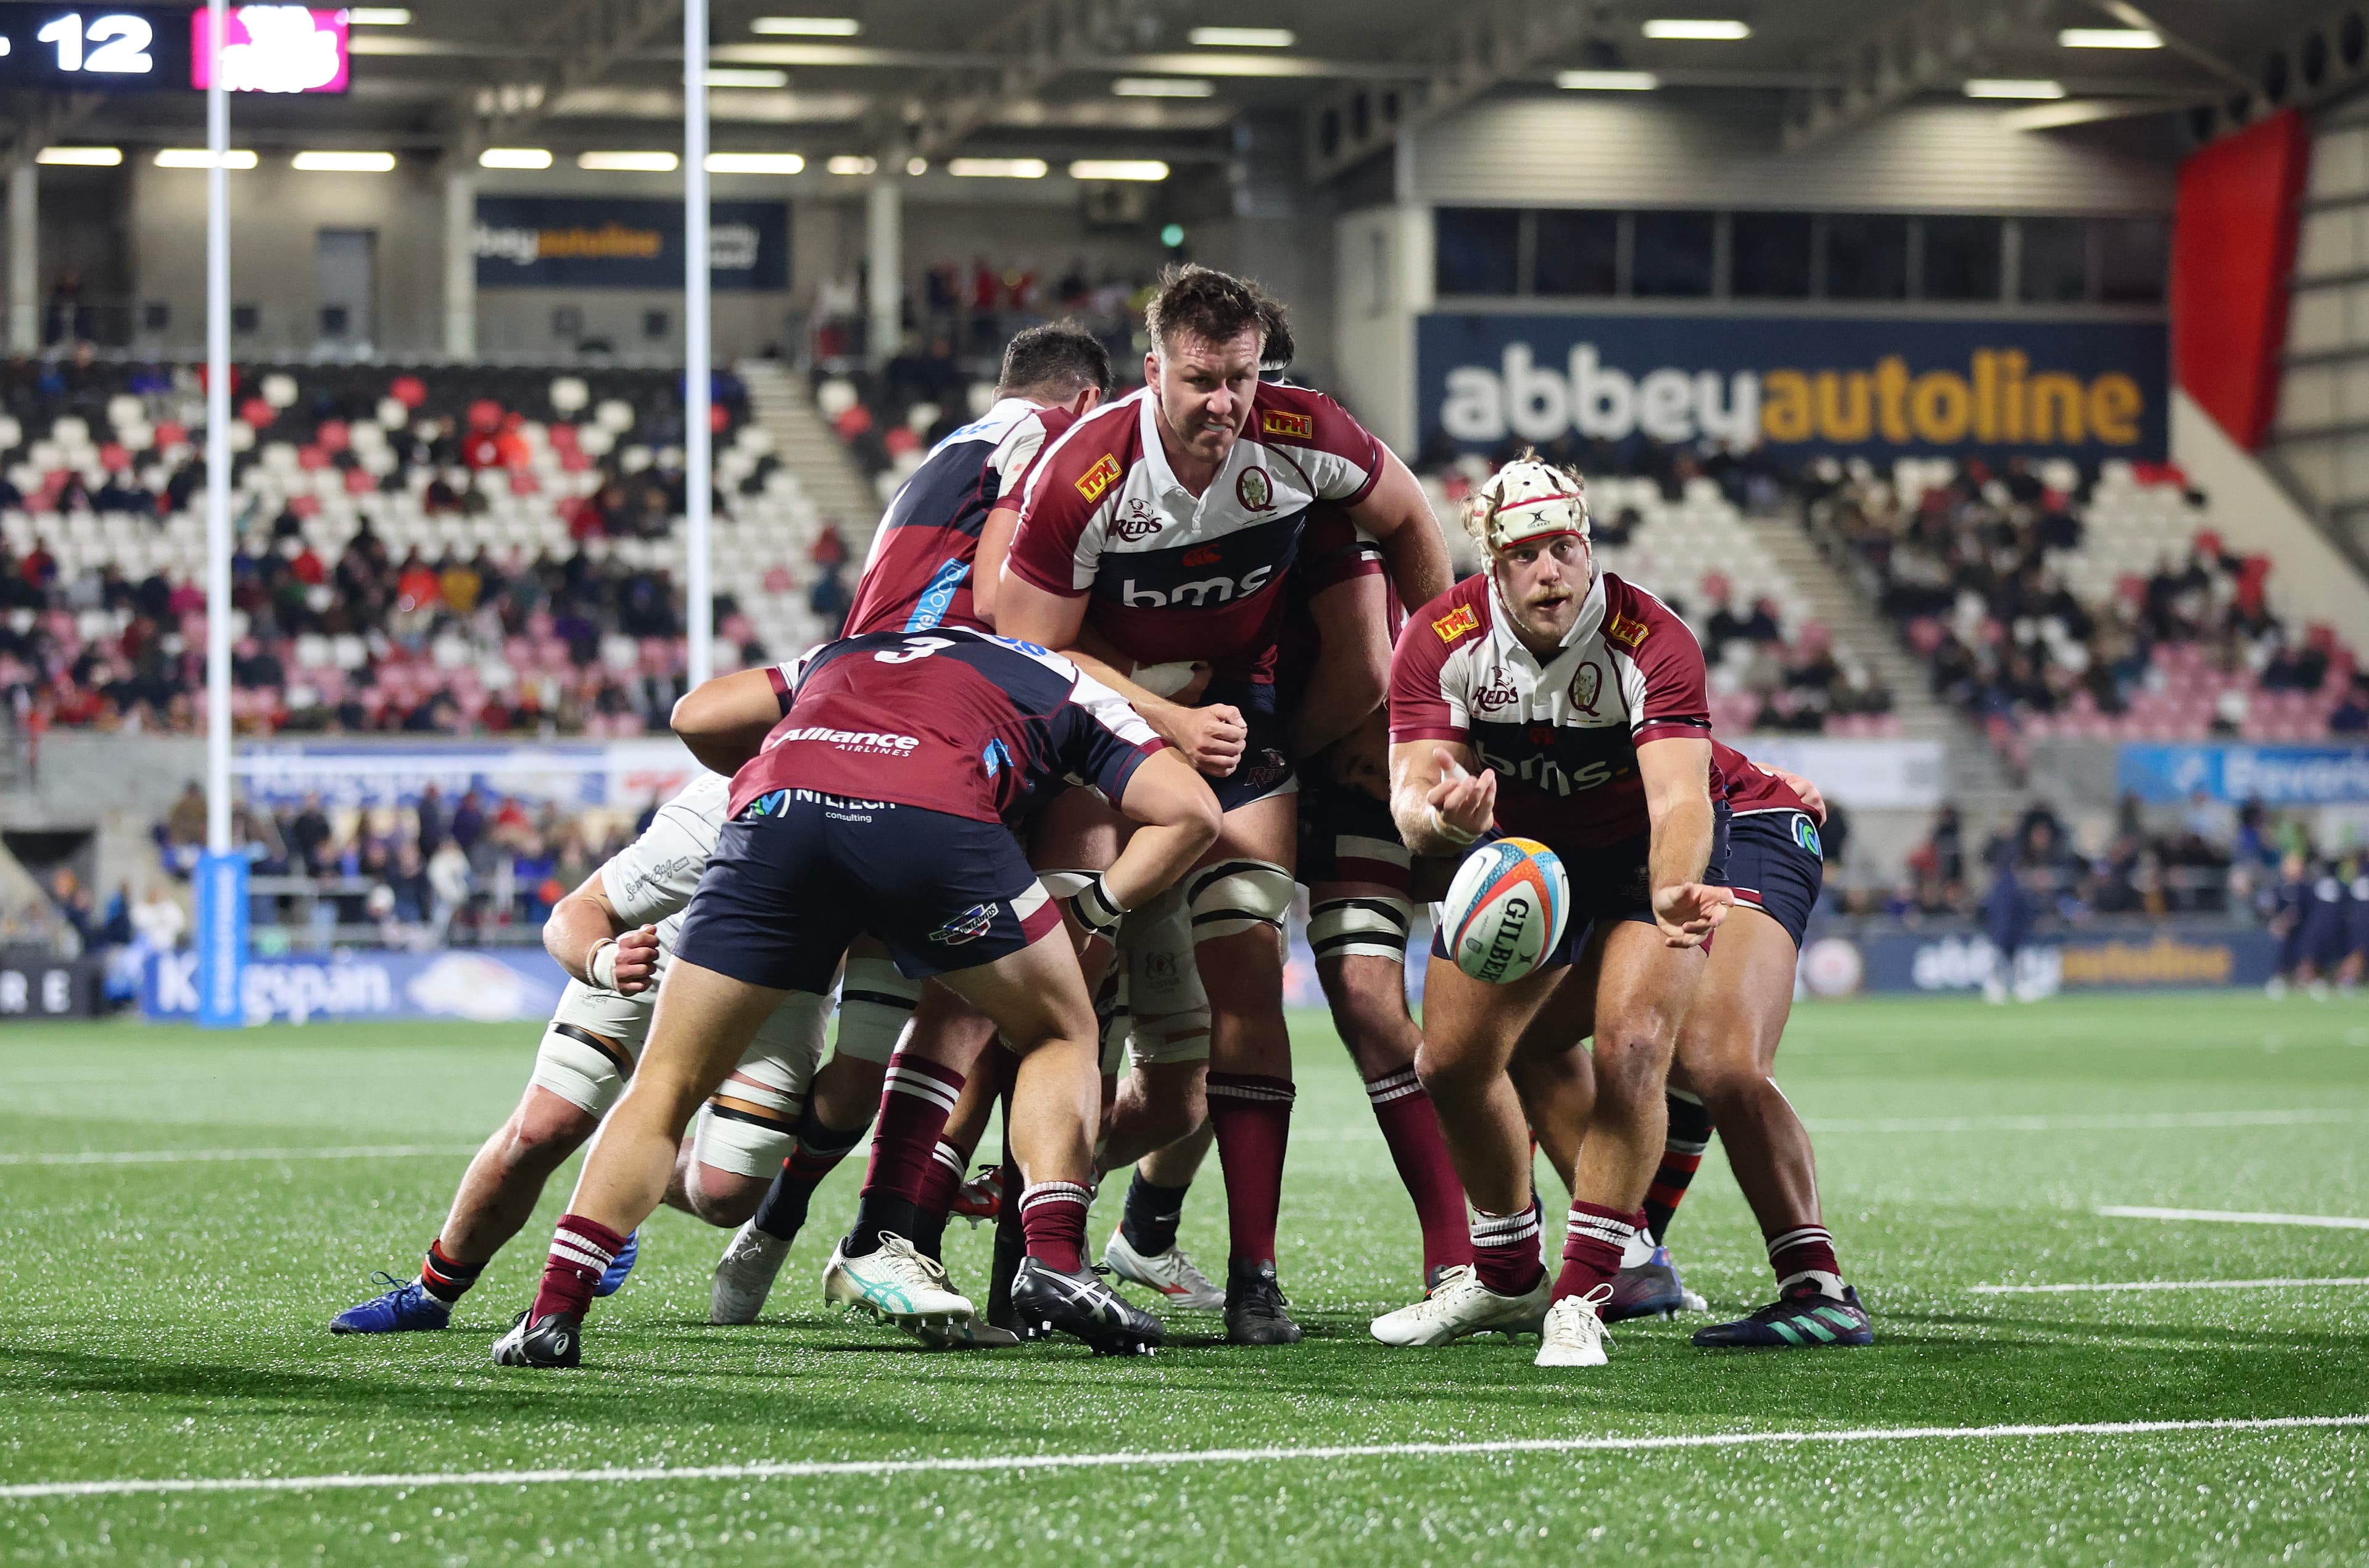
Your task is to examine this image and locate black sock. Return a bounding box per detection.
[420,1239,482,1304]
[987,1161,1023,1329]
[1119,1171,1191,1257]
[911,1202,950,1263]
[844,1190,924,1259]
[753,1106,867,1242]
[1643,1090,1716,1245]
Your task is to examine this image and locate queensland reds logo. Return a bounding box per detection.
[1112,498,1163,541]
[1569,661,1603,714]
[1234,466,1275,513]
[1472,669,1519,713]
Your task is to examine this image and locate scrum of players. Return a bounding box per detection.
[330,263,1870,1369]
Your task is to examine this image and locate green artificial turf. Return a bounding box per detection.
[3,994,2368,1564]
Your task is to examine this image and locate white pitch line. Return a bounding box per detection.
[0,1144,479,1168]
[1974,1277,2369,1295]
[1808,1109,2367,1134]
[2098,1206,2369,1231]
[4,1414,2365,1503]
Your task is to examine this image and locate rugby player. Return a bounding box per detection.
[999,263,1451,1343]
[328,771,845,1334]
[492,627,1220,1367]
[1630,741,1871,1346]
[1375,455,1730,1366]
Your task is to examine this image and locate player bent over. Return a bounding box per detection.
[1375,456,1730,1366]
[492,628,1220,1367]
[1631,743,1871,1347]
[329,773,850,1333]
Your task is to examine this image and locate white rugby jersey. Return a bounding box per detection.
[600,770,731,954]
[1389,568,1710,849]
[1006,381,1383,681]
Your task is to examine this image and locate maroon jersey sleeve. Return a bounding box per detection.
[1296,501,1384,596]
[1605,579,1711,747]
[1714,740,1814,816]
[1253,385,1384,508]
[1389,582,1486,746]
[1005,398,1138,600]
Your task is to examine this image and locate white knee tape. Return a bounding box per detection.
[1127,1005,1211,1067]
[692,1102,798,1179]
[1038,869,1096,900]
[1186,859,1295,941]
[835,955,918,1065]
[1308,893,1415,963]
[528,1023,630,1116]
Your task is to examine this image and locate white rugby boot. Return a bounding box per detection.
[1370,1265,1552,1347]
[822,1232,975,1335]
[1102,1228,1225,1310]
[1534,1284,1616,1368]
[710,1220,793,1325]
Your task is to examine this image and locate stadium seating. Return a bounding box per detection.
[0,360,853,735]
[1819,456,2363,757]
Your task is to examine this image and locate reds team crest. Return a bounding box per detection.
[1569,661,1603,714]
[1234,466,1275,512]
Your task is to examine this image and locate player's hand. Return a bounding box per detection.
[1160,701,1247,777]
[610,925,661,993]
[1653,883,1732,948]
[1424,747,1497,841]
[1763,763,1826,822]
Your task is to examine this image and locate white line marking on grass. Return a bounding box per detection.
[4,1414,2365,1502]
[1974,1277,2369,1295]
[0,1144,479,1168]
[1809,1109,2367,1134]
[2098,1207,2369,1231]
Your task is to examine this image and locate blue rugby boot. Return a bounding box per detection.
[330,1272,452,1335]
[592,1229,639,1297]
[1603,1244,1709,1323]
[1693,1283,1873,1348]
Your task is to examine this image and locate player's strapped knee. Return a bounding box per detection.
[1307,892,1415,963]
[835,953,919,1065]
[694,1065,806,1177]
[1127,1004,1212,1066]
[1186,859,1294,941]
[528,1021,634,1116]
[1095,963,1130,1077]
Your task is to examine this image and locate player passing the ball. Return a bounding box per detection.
[1378,453,1730,1368]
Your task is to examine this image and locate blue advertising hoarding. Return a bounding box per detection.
[145,947,568,1026]
[474,196,790,292]
[1416,312,2168,460]
[1796,923,2281,999]
[2116,743,2369,805]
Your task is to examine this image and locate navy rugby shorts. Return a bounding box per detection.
[674,790,1062,992]
[1721,809,1825,949]
[1429,805,1730,972]
[1205,677,1297,813]
[1296,775,1407,891]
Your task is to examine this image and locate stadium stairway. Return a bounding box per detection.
[738,360,882,547]
[1763,506,2025,849]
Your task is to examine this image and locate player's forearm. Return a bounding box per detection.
[545,893,624,984]
[670,668,781,775]
[1104,819,1216,911]
[1379,518,1451,613]
[1647,794,1715,896]
[1057,645,1194,739]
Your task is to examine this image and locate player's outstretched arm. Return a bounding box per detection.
[1391,739,1495,857]
[545,869,661,993]
[1105,749,1224,910]
[671,669,784,776]
[1288,573,1390,760]
[971,502,1022,627]
[1349,446,1452,613]
[1638,737,1731,949]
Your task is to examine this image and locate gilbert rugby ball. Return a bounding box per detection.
[1442,837,1570,984]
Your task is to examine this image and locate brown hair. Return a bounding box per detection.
[1144,263,1289,362]
[996,320,1110,401]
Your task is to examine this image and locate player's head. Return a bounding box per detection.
[1468,452,1592,645]
[996,321,1111,416]
[1143,263,1284,468]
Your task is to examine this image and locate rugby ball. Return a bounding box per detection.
[1441,837,1569,984]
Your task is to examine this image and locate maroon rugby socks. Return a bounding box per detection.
[1018,1181,1092,1273]
[1205,1071,1294,1265]
[532,1215,627,1323]
[1363,1067,1474,1279]
[844,1050,965,1258]
[1554,1201,1647,1302]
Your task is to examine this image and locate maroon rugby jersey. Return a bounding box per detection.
[1713,739,1818,820]
[1389,569,1710,850]
[733,628,1164,828]
[1006,381,1383,682]
[842,400,1072,637]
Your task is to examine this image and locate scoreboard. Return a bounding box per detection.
[0,5,349,93]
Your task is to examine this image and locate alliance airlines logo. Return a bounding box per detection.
[1439,342,2149,450]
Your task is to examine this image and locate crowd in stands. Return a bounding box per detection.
[1806,455,2365,748]
[151,780,650,951]
[0,357,853,741]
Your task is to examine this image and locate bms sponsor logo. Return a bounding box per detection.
[1440,343,2148,450]
[1117,564,1275,608]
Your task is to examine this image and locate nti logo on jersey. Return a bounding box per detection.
[1075,453,1122,503]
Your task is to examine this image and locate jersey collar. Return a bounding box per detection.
[1489,568,1607,665]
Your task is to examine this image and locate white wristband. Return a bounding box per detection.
[588,937,620,990]
[1425,804,1479,849]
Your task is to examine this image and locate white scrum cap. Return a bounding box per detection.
[1465,455,1590,557]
